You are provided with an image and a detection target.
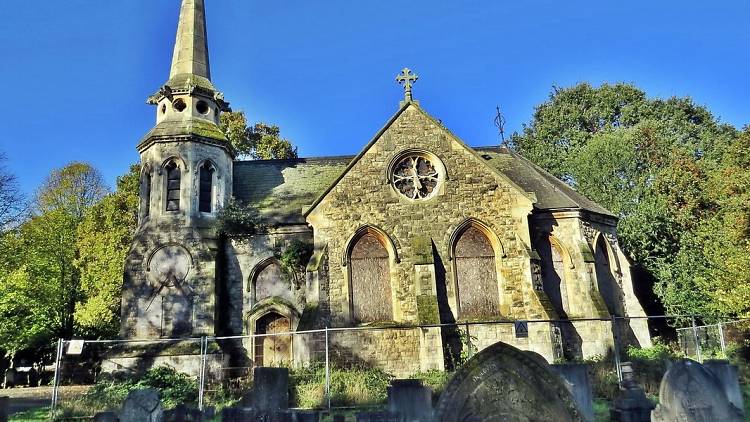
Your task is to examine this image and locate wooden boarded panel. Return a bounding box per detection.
[254,312,291,367]
[455,227,499,319]
[350,233,392,323]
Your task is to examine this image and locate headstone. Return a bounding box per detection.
[0,396,8,422]
[93,412,119,422]
[241,367,289,412]
[287,410,319,422]
[703,359,745,413]
[552,363,594,422]
[355,410,400,421]
[2,369,16,389]
[164,404,202,421]
[387,379,433,422]
[610,362,653,422]
[120,388,164,422]
[434,341,584,421]
[651,359,743,422]
[332,415,346,422]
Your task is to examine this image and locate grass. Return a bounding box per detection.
[592,398,610,422]
[9,407,49,422]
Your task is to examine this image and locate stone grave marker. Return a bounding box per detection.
[355,410,400,421]
[552,363,594,422]
[387,379,433,422]
[0,396,8,422]
[434,341,584,421]
[703,359,745,412]
[241,367,289,412]
[120,388,164,422]
[651,359,744,422]
[164,404,202,421]
[93,412,119,422]
[2,369,16,389]
[610,361,653,422]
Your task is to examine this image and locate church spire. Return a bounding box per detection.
[170,0,211,80]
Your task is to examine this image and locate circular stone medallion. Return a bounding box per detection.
[391,154,441,200]
[148,245,191,286]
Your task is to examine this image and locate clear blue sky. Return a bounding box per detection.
[1,1,748,195]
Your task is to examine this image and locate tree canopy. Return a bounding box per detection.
[219,111,298,159]
[512,82,745,319]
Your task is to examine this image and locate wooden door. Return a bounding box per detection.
[254,312,291,367]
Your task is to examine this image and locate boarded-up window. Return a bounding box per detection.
[455,226,499,318]
[349,233,392,323]
[254,261,293,305]
[595,237,623,316]
[198,163,213,213]
[537,236,570,317]
[165,161,181,211]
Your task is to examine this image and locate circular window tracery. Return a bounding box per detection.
[391,153,441,200]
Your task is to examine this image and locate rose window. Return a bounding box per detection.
[392,154,441,200]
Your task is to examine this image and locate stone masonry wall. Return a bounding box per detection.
[307,104,544,328]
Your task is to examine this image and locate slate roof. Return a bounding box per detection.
[232,147,614,226]
[232,156,353,225]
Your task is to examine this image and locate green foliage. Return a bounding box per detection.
[9,407,49,422]
[409,370,452,400]
[276,240,313,289]
[290,364,392,408]
[219,111,298,159]
[625,339,684,395]
[215,197,263,236]
[0,151,25,228]
[74,165,139,338]
[512,82,744,319]
[63,366,198,417]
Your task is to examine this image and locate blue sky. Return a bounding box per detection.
[1,1,748,195]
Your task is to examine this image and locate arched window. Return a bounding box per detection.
[165,161,181,211]
[594,236,624,316]
[198,162,214,213]
[252,260,293,306]
[454,226,499,319]
[141,170,151,219]
[536,236,570,318]
[349,232,392,323]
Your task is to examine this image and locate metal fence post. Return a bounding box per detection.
[50,338,64,412]
[611,316,622,383]
[325,327,331,411]
[198,336,207,411]
[718,322,726,358]
[691,316,702,362]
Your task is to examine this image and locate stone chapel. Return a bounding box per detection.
[120,0,651,372]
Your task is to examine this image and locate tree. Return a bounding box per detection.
[219,111,298,159]
[75,165,139,337]
[0,152,25,228]
[36,162,107,221]
[511,82,739,318]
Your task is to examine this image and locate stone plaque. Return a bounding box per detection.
[434,341,584,422]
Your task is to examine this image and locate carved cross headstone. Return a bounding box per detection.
[396,68,418,103]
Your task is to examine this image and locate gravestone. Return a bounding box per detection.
[651,359,743,422]
[0,396,8,422]
[387,379,433,422]
[332,415,346,422]
[120,388,164,422]
[703,359,745,413]
[355,411,400,421]
[164,404,202,421]
[241,367,289,412]
[93,412,119,422]
[287,410,319,422]
[434,341,584,421]
[552,363,594,422]
[2,369,16,389]
[610,362,653,422]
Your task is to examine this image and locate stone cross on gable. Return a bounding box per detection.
[396,68,419,103]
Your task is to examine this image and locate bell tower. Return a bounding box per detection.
[121,0,233,339]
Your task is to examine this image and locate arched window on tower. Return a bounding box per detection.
[165,161,181,212]
[536,236,571,318]
[594,236,624,316]
[199,162,214,213]
[454,226,499,319]
[348,232,392,323]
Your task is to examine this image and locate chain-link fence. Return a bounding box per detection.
[41,315,750,419]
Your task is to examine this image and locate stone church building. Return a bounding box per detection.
[120,0,650,373]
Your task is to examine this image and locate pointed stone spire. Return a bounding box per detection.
[170,0,211,80]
